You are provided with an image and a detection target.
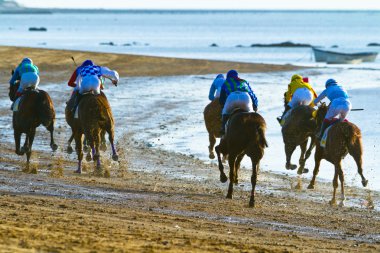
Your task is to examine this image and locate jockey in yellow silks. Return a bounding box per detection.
[278,74,317,124]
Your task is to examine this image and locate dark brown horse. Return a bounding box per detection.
[203,99,222,159]
[281,105,316,174]
[9,80,57,165]
[215,110,268,207]
[74,92,118,173]
[307,104,368,206]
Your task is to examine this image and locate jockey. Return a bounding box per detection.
[219,70,258,135]
[208,74,225,101]
[71,60,119,112]
[314,79,351,139]
[9,58,40,99]
[278,74,317,124]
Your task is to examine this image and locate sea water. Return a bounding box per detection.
[1,11,380,66]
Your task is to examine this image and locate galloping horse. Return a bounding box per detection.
[281,104,316,174]
[307,104,368,206]
[9,76,58,165]
[203,99,222,159]
[215,110,268,207]
[73,92,118,173]
[65,94,107,155]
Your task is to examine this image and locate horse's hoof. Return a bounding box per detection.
[209,153,215,159]
[286,164,297,170]
[339,201,345,207]
[100,144,107,152]
[112,154,119,161]
[220,173,228,183]
[66,146,74,154]
[86,153,92,162]
[74,169,82,174]
[249,200,255,208]
[329,200,337,206]
[307,184,315,190]
[226,194,232,199]
[234,180,238,185]
[51,143,58,151]
[83,146,89,153]
[15,150,23,156]
[21,147,29,154]
[297,167,309,175]
[362,179,368,187]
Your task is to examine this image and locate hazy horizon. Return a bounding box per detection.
[13,0,380,10]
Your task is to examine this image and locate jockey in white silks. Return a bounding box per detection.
[314,79,352,139]
[71,60,119,112]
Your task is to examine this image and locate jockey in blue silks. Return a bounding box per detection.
[314,78,352,139]
[208,74,225,101]
[219,70,258,135]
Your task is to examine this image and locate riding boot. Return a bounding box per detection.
[71,93,82,113]
[277,105,291,124]
[316,120,330,140]
[220,114,230,135]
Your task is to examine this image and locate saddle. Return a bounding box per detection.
[11,88,39,112]
[320,118,349,147]
[224,108,249,136]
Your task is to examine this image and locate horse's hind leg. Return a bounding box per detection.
[249,157,259,207]
[26,129,36,165]
[336,163,346,207]
[100,129,107,152]
[14,130,22,155]
[74,132,83,173]
[234,154,245,185]
[47,122,58,151]
[106,126,118,161]
[285,143,297,170]
[297,140,309,174]
[215,144,227,183]
[67,132,74,154]
[208,134,216,159]
[226,154,237,199]
[348,140,368,187]
[305,136,315,160]
[307,147,323,189]
[329,166,339,206]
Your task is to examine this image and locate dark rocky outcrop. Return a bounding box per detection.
[29,27,47,32]
[251,41,311,48]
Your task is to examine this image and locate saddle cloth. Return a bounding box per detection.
[280,109,293,126]
[12,96,22,112]
[320,126,332,148]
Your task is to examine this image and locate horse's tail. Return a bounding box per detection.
[38,91,55,127]
[257,125,269,148]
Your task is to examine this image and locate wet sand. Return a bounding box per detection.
[0,46,379,252]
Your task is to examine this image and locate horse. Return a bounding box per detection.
[9,77,58,165]
[281,105,316,174]
[307,103,368,206]
[74,92,118,173]
[203,99,222,159]
[65,93,107,155]
[215,110,268,207]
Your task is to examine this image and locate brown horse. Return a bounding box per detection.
[215,110,268,207]
[65,93,107,155]
[74,92,118,173]
[9,80,58,165]
[281,105,316,174]
[307,104,368,206]
[203,99,222,159]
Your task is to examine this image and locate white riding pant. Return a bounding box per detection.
[222,91,253,115]
[18,72,40,93]
[288,88,313,108]
[79,75,101,95]
[325,97,352,121]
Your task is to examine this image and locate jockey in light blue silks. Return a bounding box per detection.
[219,70,258,135]
[314,79,352,139]
[9,58,40,97]
[208,74,225,101]
[71,60,119,112]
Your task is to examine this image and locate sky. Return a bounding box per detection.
[14,0,380,10]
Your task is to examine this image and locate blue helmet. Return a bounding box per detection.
[325,79,337,88]
[22,58,33,64]
[81,60,94,67]
[227,69,238,79]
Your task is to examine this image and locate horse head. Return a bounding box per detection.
[315,103,328,128]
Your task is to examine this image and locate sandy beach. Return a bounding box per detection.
[0,46,379,252]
